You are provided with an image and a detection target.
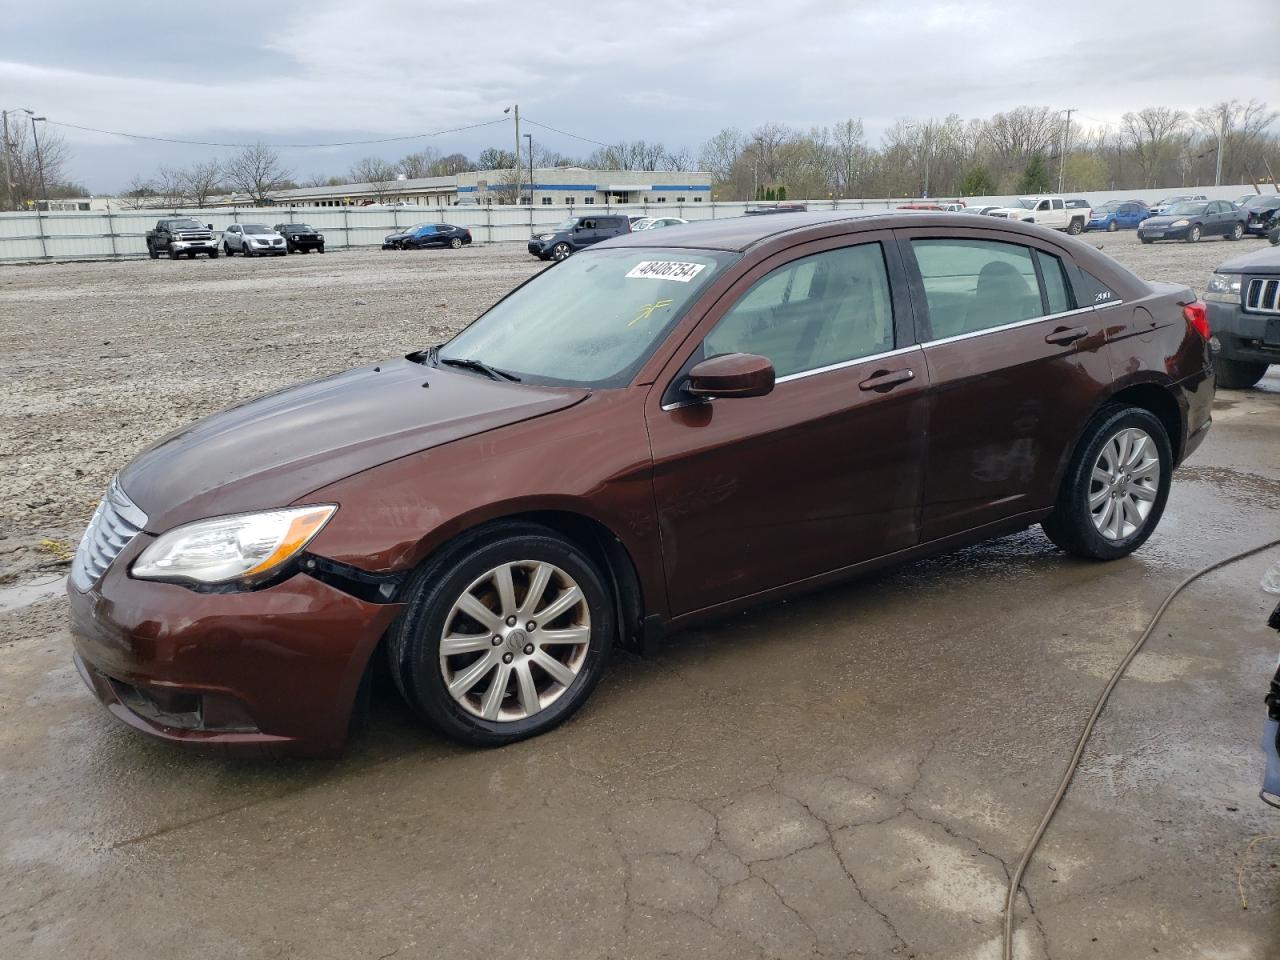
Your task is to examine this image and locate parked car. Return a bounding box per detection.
[66,210,1213,755]
[273,223,326,254]
[897,203,946,210]
[744,202,808,215]
[1149,194,1207,216]
[986,196,1089,234]
[223,224,287,257]
[1137,200,1247,243]
[963,205,1002,216]
[1087,200,1151,232]
[528,214,630,260]
[633,217,689,231]
[382,223,426,250]
[146,218,218,260]
[1240,194,1280,237]
[397,223,473,250]
[1203,241,1279,388]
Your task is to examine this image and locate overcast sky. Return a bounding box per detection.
[3,0,1277,193]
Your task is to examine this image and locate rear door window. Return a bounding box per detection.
[910,239,1044,339]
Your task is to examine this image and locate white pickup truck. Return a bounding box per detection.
[987,196,1090,235]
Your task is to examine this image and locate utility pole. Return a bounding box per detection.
[503,105,521,203]
[28,113,48,209]
[524,133,533,206]
[1214,108,1226,187]
[1057,108,1075,194]
[0,109,12,211]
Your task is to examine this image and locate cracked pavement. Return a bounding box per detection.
[2,246,1279,958]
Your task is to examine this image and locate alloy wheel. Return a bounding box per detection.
[438,561,591,722]
[1089,427,1160,541]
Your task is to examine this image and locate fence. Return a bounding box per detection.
[0,183,1269,264]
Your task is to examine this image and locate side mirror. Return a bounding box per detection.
[685,353,775,400]
[207,224,213,230]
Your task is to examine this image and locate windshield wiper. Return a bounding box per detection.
[439,356,521,382]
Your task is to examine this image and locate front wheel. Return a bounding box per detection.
[317,245,325,254]
[552,242,571,261]
[1227,222,1244,241]
[1106,220,1118,233]
[223,242,233,256]
[1041,406,1172,560]
[168,245,179,260]
[1140,236,1153,244]
[1214,357,1269,390]
[148,242,159,260]
[387,523,615,746]
[1186,224,1201,243]
[209,249,219,259]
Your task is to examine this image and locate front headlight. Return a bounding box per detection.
[132,505,336,584]
[316,233,324,239]
[1204,273,1242,303]
[538,234,554,241]
[1170,219,1189,228]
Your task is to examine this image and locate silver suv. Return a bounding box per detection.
[223,224,287,257]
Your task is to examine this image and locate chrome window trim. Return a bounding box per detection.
[775,344,920,384]
[919,305,1105,348]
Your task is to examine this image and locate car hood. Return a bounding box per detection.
[1214,245,1280,274]
[118,360,588,531]
[244,232,283,241]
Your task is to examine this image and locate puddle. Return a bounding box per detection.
[0,574,68,613]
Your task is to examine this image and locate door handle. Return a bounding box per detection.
[1045,326,1089,346]
[858,368,915,392]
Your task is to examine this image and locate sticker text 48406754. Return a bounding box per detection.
[625,261,708,282]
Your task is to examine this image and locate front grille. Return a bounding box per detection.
[1246,278,1280,315]
[71,480,148,590]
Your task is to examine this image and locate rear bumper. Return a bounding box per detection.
[67,554,404,756]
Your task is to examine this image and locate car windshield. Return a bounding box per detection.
[1243,195,1280,209]
[440,247,737,388]
[169,219,203,230]
[1165,202,1207,216]
[285,224,315,231]
[554,218,581,231]
[1004,199,1036,209]
[242,225,271,235]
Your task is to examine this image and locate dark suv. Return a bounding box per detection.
[1205,242,1279,388]
[528,215,630,260]
[273,223,325,254]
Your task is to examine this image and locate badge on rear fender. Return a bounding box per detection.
[626,261,707,282]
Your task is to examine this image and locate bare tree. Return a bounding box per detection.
[1121,107,1187,187]
[152,165,186,207]
[224,142,291,205]
[662,147,696,172]
[398,148,441,179]
[698,127,744,186]
[829,118,868,197]
[349,156,400,200]
[433,152,474,176]
[179,160,223,207]
[119,175,157,209]
[3,123,72,209]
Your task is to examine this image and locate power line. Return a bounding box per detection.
[521,117,611,149]
[37,116,511,149]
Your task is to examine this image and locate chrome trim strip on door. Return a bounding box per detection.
[918,305,1107,348]
[774,345,921,384]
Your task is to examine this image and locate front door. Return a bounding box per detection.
[646,233,930,617]
[896,228,1113,541]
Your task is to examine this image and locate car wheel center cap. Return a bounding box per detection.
[507,629,527,652]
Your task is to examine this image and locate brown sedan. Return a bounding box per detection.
[67,212,1214,755]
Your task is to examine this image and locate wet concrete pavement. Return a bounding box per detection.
[2,375,1279,958]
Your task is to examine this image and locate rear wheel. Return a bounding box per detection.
[1041,406,1171,560]
[387,523,615,746]
[1067,218,1084,235]
[450,237,462,249]
[1186,224,1201,243]
[1227,222,1244,241]
[1213,357,1269,389]
[209,249,219,259]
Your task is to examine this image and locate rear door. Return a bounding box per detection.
[896,227,1113,541]
[646,232,930,616]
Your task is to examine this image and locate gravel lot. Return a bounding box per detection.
[0,229,1269,583]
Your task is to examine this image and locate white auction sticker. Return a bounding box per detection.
[625,260,707,282]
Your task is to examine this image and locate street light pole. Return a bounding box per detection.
[524,133,533,207]
[504,105,521,204]
[27,113,48,209]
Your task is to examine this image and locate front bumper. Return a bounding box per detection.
[528,240,550,258]
[1138,225,1189,241]
[1207,300,1280,364]
[67,542,404,756]
[287,237,324,249]
[171,239,217,251]
[1246,220,1275,236]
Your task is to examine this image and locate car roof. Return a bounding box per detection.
[601,210,912,252]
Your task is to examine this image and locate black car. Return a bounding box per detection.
[1240,195,1280,237]
[1204,243,1279,388]
[383,223,472,250]
[527,215,630,261]
[1137,200,1247,243]
[273,223,325,254]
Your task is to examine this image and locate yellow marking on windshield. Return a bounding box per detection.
[629,299,674,327]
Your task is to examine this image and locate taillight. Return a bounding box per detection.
[1183,301,1210,340]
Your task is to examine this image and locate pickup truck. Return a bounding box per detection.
[146,218,219,260]
[987,196,1090,235]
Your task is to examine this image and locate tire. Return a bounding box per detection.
[223,242,233,256]
[148,243,159,260]
[1140,237,1153,244]
[450,237,462,249]
[1213,357,1269,390]
[1106,220,1118,233]
[317,245,325,254]
[387,522,616,746]
[552,242,571,261]
[1226,222,1244,241]
[1186,224,1201,243]
[1067,218,1084,235]
[1041,405,1172,560]
[168,245,179,260]
[209,249,219,259]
